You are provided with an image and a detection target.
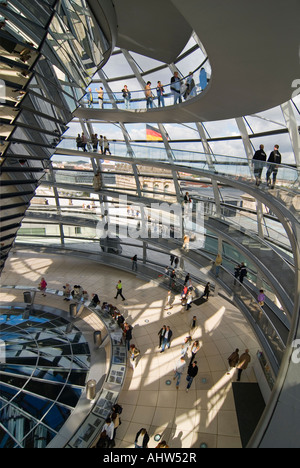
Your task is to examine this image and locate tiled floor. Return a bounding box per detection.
[0,249,260,449]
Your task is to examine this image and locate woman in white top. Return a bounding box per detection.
[135,428,149,448]
[102,417,115,447]
[190,340,200,363]
[181,336,192,357]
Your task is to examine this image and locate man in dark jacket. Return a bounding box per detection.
[266,145,282,188]
[186,361,198,392]
[201,282,211,300]
[160,326,173,352]
[239,263,247,284]
[158,325,166,348]
[252,144,267,186]
[135,428,149,448]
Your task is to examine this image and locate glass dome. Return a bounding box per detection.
[0,307,90,448]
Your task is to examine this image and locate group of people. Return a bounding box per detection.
[76,133,111,154]
[233,263,248,285]
[97,406,170,448]
[214,255,249,287]
[90,292,136,366]
[135,429,169,448]
[62,283,89,302]
[40,265,254,450]
[97,403,123,448]
[157,326,200,392]
[227,348,252,381]
[252,144,282,188]
[87,87,104,108]
[118,68,208,110]
[170,68,207,105]
[164,255,212,309]
[38,278,90,302]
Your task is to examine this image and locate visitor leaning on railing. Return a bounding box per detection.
[81,60,210,110]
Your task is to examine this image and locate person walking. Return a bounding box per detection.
[129,344,140,370]
[135,428,149,448]
[165,290,175,310]
[91,133,98,152]
[266,145,282,189]
[169,269,176,288]
[236,349,251,381]
[39,277,47,297]
[239,263,247,284]
[233,264,241,285]
[158,325,166,348]
[186,289,194,311]
[186,361,198,392]
[190,340,200,364]
[201,282,211,300]
[173,356,186,389]
[111,412,120,442]
[132,254,138,272]
[160,326,172,352]
[227,348,240,375]
[115,280,126,301]
[101,417,115,448]
[184,273,190,285]
[99,135,104,154]
[252,144,267,186]
[81,132,88,152]
[190,316,197,334]
[181,336,192,358]
[103,136,111,155]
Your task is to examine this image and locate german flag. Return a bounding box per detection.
[146,124,163,141]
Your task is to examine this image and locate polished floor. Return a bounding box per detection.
[0,249,260,448]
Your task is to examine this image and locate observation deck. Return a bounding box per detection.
[76,0,300,123]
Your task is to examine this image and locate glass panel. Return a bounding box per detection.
[0,308,90,447]
[10,0,53,28]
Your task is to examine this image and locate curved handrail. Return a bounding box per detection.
[57,139,299,192]
[83,60,210,110]
[24,204,293,327]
